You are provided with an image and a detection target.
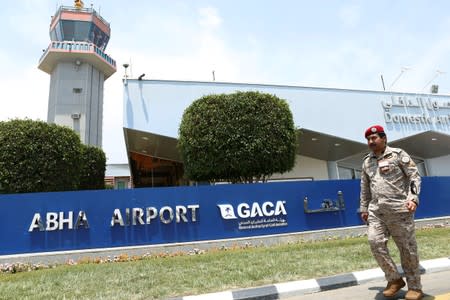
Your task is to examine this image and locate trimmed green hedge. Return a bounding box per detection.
[79,144,106,190]
[0,119,82,193]
[0,119,107,194]
[178,91,297,183]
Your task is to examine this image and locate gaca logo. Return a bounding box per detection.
[217,201,287,219]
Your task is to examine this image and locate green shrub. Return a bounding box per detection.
[0,119,82,193]
[178,91,297,183]
[79,144,106,190]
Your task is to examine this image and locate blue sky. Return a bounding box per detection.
[1,1,450,163]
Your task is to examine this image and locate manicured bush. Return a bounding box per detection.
[0,119,82,193]
[79,144,106,190]
[178,91,297,183]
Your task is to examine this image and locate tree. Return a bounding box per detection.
[178,91,297,183]
[79,144,106,190]
[0,119,82,193]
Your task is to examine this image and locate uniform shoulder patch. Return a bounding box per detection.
[363,153,372,163]
[391,147,402,154]
[384,153,393,159]
[401,156,410,163]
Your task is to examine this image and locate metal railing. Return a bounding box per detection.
[39,41,116,68]
[303,191,345,213]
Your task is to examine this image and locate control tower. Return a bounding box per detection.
[38,0,116,147]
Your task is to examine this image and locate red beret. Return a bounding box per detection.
[365,125,385,138]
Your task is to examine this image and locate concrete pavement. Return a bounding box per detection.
[284,269,450,300]
[171,257,450,300]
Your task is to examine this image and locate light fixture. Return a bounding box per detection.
[311,138,318,141]
[334,143,341,147]
[123,63,129,85]
[141,136,149,140]
[74,59,82,71]
[431,137,438,141]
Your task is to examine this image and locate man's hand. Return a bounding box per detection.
[360,212,369,224]
[406,200,418,212]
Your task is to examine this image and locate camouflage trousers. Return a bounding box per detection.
[367,211,422,290]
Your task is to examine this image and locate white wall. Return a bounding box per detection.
[425,155,450,176]
[49,62,104,147]
[124,80,450,143]
[269,155,328,180]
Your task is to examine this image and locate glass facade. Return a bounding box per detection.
[338,166,361,180]
[338,157,427,179]
[50,20,110,50]
[415,159,427,176]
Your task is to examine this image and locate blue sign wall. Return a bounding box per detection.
[1,177,449,256]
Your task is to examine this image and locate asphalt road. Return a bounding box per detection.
[284,269,450,300]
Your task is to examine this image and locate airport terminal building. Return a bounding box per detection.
[123,79,450,187]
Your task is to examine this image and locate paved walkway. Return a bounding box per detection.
[171,257,450,300]
[284,269,450,300]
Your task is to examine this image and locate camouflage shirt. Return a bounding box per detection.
[360,146,421,213]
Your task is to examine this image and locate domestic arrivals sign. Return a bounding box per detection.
[381,95,450,127]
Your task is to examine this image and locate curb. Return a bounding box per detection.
[171,257,450,300]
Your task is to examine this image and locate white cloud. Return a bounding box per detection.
[0,48,48,121]
[6,2,54,46]
[198,7,222,28]
[338,4,361,28]
[399,38,450,93]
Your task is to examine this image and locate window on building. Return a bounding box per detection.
[338,157,427,179]
[61,20,91,42]
[413,158,427,176]
[337,166,361,180]
[116,181,126,189]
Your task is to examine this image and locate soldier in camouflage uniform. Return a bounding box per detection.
[360,125,423,300]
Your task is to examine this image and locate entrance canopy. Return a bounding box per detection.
[124,125,450,187]
[389,131,450,159]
